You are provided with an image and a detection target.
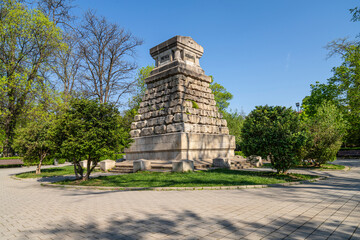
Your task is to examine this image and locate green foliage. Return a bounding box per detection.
[303,43,360,146]
[328,45,360,146]
[234,151,246,157]
[191,100,199,109]
[340,147,360,150]
[52,98,123,180]
[223,109,245,149]
[0,0,64,156]
[0,127,5,153]
[12,120,55,173]
[302,102,347,166]
[241,105,307,174]
[0,156,22,160]
[209,76,233,112]
[129,65,154,110]
[302,82,341,117]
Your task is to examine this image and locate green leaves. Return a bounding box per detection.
[209,76,233,113]
[53,98,123,179]
[241,105,306,173]
[12,119,54,164]
[303,102,347,166]
[303,43,360,146]
[0,0,64,156]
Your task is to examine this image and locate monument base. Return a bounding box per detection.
[125,133,235,163]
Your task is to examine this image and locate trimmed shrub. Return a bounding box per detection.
[241,105,306,174]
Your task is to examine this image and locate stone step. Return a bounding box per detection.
[110,161,213,173]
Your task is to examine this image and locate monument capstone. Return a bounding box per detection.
[125,36,235,163]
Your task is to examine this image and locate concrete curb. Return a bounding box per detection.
[39,176,328,192]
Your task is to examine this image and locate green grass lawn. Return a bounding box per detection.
[15,166,102,178]
[54,169,319,188]
[262,163,345,170]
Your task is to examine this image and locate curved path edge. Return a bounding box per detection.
[37,176,328,191]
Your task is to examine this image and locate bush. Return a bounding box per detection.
[13,120,55,173]
[241,105,306,174]
[223,110,245,149]
[302,102,347,166]
[52,98,124,180]
[234,151,246,157]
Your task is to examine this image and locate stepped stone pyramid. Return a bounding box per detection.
[125,36,235,163]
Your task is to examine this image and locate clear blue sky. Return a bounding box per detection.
[75,0,359,114]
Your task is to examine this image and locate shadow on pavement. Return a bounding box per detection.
[19,208,359,239]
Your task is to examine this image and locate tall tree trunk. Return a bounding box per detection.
[3,113,16,157]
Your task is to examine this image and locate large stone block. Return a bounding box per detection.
[247,155,263,167]
[100,160,116,172]
[133,159,151,172]
[130,129,141,138]
[125,132,235,162]
[213,158,231,168]
[172,160,194,172]
[79,160,93,168]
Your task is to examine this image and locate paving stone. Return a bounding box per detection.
[0,159,360,239]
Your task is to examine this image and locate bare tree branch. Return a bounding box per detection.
[77,10,143,105]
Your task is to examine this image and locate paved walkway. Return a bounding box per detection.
[0,160,359,240]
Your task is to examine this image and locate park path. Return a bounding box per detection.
[0,160,359,240]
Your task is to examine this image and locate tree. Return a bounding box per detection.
[0,0,63,156]
[0,127,5,155]
[36,0,75,27]
[302,43,360,146]
[328,44,360,145]
[209,76,233,113]
[223,109,245,150]
[13,120,54,174]
[241,106,306,174]
[49,31,81,102]
[78,10,143,105]
[301,82,341,117]
[302,7,360,146]
[53,98,123,180]
[128,65,154,110]
[302,102,347,166]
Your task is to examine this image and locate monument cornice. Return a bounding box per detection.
[145,60,211,84]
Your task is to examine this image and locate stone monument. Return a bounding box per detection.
[125,36,235,163]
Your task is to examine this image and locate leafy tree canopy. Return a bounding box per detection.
[241,105,306,173]
[303,101,347,166]
[52,98,124,180]
[0,0,64,156]
[209,76,233,113]
[13,120,55,174]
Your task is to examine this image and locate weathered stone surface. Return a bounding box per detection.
[130,129,141,138]
[167,123,184,133]
[133,159,151,172]
[141,127,154,136]
[247,155,263,167]
[100,160,116,172]
[172,160,194,172]
[79,160,92,168]
[125,36,235,162]
[126,132,235,162]
[213,158,231,168]
[154,125,166,134]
